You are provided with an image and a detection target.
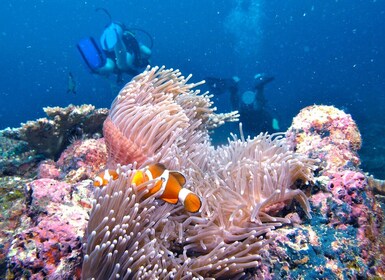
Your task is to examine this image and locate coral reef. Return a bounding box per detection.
[0,134,42,177]
[283,105,385,278]
[0,176,28,276]
[2,104,108,160]
[0,136,107,279]
[0,69,384,279]
[368,176,385,195]
[37,160,61,180]
[254,168,385,279]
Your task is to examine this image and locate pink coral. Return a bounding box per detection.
[56,138,107,182]
[27,178,71,204]
[9,218,82,279]
[319,170,384,269]
[327,171,366,204]
[37,160,61,179]
[324,171,369,230]
[7,178,92,279]
[286,105,361,176]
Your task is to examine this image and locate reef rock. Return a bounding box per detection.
[0,134,42,177]
[1,135,106,279]
[286,105,362,176]
[6,178,93,279]
[2,104,108,160]
[56,138,107,183]
[0,176,28,275]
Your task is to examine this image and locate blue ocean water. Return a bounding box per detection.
[0,1,384,174]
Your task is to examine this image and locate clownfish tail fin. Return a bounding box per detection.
[93,169,119,187]
[93,176,104,187]
[178,188,202,213]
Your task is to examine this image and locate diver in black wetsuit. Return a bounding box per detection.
[205,74,279,136]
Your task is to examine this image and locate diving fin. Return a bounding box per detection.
[77,37,106,72]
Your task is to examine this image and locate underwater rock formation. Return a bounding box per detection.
[0,176,27,275]
[56,138,107,183]
[6,178,92,279]
[2,104,108,160]
[1,136,108,279]
[286,105,362,176]
[0,134,42,177]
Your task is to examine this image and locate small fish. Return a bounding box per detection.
[93,169,119,187]
[67,72,77,94]
[94,164,202,213]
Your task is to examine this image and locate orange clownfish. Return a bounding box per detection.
[132,163,202,213]
[93,169,119,187]
[93,164,202,213]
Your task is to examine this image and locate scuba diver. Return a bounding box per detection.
[205,74,280,136]
[77,8,153,83]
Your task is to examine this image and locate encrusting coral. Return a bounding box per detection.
[286,105,361,176]
[82,66,317,279]
[3,104,108,160]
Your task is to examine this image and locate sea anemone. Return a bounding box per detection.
[82,164,175,279]
[82,66,317,279]
[103,66,238,168]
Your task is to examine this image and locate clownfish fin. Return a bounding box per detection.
[162,197,179,204]
[169,171,186,187]
[93,169,119,187]
[108,169,119,180]
[147,163,167,178]
[178,188,202,213]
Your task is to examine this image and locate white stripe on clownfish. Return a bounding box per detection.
[156,168,169,199]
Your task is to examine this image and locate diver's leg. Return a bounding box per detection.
[96,58,115,76]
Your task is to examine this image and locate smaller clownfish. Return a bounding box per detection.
[93,169,119,187]
[93,164,202,213]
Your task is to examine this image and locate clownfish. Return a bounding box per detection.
[93,169,119,187]
[93,164,202,213]
[132,163,202,213]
